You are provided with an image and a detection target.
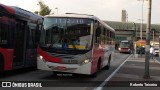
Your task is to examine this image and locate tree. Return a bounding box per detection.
[34,11,39,14]
[35,0,52,16]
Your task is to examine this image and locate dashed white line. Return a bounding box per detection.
[94,55,132,90]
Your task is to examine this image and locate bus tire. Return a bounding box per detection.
[52,71,58,76]
[0,54,4,77]
[97,58,101,70]
[90,58,101,77]
[90,73,97,77]
[104,55,111,70]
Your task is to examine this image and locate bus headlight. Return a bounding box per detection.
[118,48,121,50]
[39,55,47,62]
[84,59,89,64]
[79,59,90,65]
[40,56,43,60]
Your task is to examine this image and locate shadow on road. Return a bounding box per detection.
[0,67,37,79]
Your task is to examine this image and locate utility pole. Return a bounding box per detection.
[153,31,154,45]
[159,31,160,57]
[138,0,145,41]
[150,28,155,46]
[132,22,138,58]
[144,0,151,79]
[159,34,160,57]
[55,7,58,14]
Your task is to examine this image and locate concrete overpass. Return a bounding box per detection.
[104,21,160,41]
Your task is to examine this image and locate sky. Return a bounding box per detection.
[0,0,160,24]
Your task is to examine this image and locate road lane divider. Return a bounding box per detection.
[154,58,160,64]
[94,54,132,90]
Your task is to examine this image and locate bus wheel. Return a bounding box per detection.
[98,58,102,70]
[104,55,111,70]
[0,54,4,77]
[52,71,56,76]
[90,58,101,77]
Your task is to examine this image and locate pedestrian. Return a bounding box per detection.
[150,46,154,59]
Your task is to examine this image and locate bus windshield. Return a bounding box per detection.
[119,42,130,48]
[40,17,93,51]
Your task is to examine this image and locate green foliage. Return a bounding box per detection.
[34,11,39,14]
[36,0,52,16]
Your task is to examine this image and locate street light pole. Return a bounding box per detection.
[132,22,137,41]
[159,34,160,57]
[138,0,145,41]
[153,30,154,46]
[138,19,143,40]
[141,0,144,40]
[151,28,156,47]
[55,7,58,14]
[144,0,152,79]
[132,22,138,57]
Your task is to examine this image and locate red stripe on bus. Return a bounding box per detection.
[0,4,15,14]
[91,45,104,74]
[0,48,13,71]
[38,48,62,63]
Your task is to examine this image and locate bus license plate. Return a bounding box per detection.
[55,66,67,71]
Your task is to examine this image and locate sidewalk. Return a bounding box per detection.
[106,54,160,87]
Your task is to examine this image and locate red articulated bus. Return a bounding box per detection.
[37,13,115,76]
[0,3,43,76]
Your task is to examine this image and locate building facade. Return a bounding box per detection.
[122,10,127,22]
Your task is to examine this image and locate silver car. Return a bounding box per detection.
[154,48,159,56]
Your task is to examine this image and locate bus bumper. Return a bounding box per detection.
[37,57,92,75]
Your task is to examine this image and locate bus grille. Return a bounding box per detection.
[44,52,79,64]
[49,53,74,59]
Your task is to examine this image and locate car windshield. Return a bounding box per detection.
[40,17,93,51]
[154,48,159,50]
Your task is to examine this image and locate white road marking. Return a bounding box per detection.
[93,55,132,90]
[155,58,160,64]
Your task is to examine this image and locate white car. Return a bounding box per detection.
[154,48,159,56]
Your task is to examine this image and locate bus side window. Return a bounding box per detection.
[95,22,101,43]
[39,29,45,45]
[27,23,40,49]
[35,24,41,43]
[1,23,8,45]
[0,23,1,44]
[110,32,115,45]
[29,28,36,48]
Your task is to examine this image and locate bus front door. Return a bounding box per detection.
[13,21,27,68]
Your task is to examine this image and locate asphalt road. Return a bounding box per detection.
[0,52,130,90]
[154,56,160,64]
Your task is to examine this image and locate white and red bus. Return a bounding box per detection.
[38,13,115,75]
[0,3,43,76]
[118,40,133,54]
